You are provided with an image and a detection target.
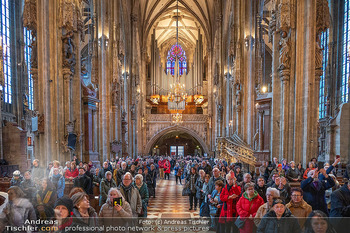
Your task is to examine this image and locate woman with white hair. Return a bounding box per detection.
[99,188,132,231]
[254,187,280,226]
[134,174,149,217]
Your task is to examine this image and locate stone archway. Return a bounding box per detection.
[144,125,210,156]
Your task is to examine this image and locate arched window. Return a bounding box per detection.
[166,43,187,76]
[24,28,34,110]
[1,0,12,104]
[319,29,329,119]
[342,0,350,103]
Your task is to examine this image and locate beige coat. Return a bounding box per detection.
[254,202,271,227]
[286,199,312,228]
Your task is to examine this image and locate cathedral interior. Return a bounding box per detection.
[0,0,349,172]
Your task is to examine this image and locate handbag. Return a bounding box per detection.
[182,182,191,196]
[234,201,254,229]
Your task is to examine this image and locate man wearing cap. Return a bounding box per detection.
[53,197,77,233]
[257,198,301,233]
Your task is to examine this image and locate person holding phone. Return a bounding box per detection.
[99,188,132,226]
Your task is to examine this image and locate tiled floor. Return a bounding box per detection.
[147,175,200,219]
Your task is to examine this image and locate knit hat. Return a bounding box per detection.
[54,197,73,214]
[277,164,282,168]
[272,198,285,206]
[71,192,88,207]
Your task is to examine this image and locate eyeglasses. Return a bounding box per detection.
[291,195,302,197]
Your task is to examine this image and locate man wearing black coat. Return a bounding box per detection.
[73,167,92,194]
[330,182,350,233]
[255,176,267,202]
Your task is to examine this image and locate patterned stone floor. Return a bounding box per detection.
[147,174,200,219]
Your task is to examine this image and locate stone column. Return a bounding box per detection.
[258,109,264,151]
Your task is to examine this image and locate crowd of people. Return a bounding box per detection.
[1,155,350,233]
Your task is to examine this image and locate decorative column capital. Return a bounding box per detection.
[63,68,73,80]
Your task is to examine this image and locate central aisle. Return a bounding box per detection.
[147,174,201,219]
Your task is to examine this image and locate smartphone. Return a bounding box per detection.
[113,197,123,207]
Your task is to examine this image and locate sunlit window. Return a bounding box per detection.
[319,29,329,119]
[342,0,350,103]
[166,43,187,76]
[1,0,12,104]
[24,28,34,110]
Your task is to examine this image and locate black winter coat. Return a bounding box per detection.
[257,208,301,233]
[330,185,350,233]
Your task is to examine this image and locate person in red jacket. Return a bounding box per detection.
[236,182,264,233]
[65,162,79,181]
[219,171,241,233]
[164,159,171,180]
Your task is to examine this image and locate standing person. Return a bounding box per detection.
[304,210,337,233]
[98,162,112,180]
[209,180,224,231]
[33,178,57,220]
[158,158,165,179]
[10,170,23,187]
[116,162,128,185]
[239,173,252,195]
[208,168,225,197]
[286,161,301,182]
[236,182,264,233]
[31,159,44,181]
[218,173,241,233]
[254,187,280,227]
[186,167,199,211]
[196,170,206,210]
[330,180,350,233]
[71,192,99,231]
[164,159,171,180]
[20,171,37,200]
[99,171,117,206]
[199,174,210,217]
[143,167,154,198]
[99,188,132,231]
[234,166,244,183]
[285,187,312,229]
[150,164,157,198]
[74,167,92,195]
[301,169,335,215]
[50,168,65,198]
[65,162,79,182]
[134,174,149,217]
[174,163,183,185]
[254,176,267,202]
[118,172,142,217]
[0,186,36,230]
[257,198,301,233]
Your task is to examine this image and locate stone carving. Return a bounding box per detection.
[110,140,122,154]
[82,83,96,98]
[23,0,37,31]
[278,31,291,71]
[112,83,119,107]
[38,113,44,133]
[217,104,223,121]
[214,62,219,85]
[62,32,76,74]
[235,84,242,106]
[315,0,330,71]
[66,121,75,133]
[60,0,83,35]
[268,10,277,43]
[91,41,98,84]
[277,2,294,32]
[130,105,136,120]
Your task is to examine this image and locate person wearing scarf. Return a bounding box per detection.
[48,197,77,233]
[134,174,149,217]
[99,171,117,206]
[236,182,264,233]
[33,178,57,221]
[50,168,65,198]
[118,172,142,217]
[71,192,99,232]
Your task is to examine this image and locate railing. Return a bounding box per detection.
[216,136,256,166]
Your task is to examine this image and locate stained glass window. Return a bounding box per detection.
[1,0,12,104]
[319,29,329,119]
[342,0,350,103]
[24,28,34,110]
[166,43,187,76]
